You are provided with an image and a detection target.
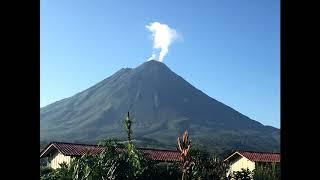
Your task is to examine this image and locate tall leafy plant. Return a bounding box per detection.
[177,130,194,180]
[123,111,151,179]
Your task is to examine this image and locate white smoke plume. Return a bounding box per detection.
[146,22,178,62]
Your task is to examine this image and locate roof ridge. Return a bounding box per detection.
[138,147,178,152]
[51,141,101,147]
[235,150,280,154]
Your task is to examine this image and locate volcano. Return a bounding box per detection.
[40,60,279,153]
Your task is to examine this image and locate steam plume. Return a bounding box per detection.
[146,22,178,62]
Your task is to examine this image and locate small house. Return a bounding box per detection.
[223,150,280,175]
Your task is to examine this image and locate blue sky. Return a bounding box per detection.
[41,0,280,128]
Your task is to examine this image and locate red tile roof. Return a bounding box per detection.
[40,142,180,162]
[139,148,180,162]
[224,150,280,163]
[54,142,105,156]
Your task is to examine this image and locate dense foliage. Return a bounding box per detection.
[226,164,280,180]
[189,148,230,180]
[253,163,280,180]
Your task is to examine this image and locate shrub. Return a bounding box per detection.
[147,161,181,180]
[229,168,253,180]
[40,166,54,180]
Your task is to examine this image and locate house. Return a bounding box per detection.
[40,141,180,169]
[223,150,280,176]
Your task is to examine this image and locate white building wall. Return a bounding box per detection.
[227,156,255,176]
[48,152,72,169]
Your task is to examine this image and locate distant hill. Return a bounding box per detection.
[40,60,279,154]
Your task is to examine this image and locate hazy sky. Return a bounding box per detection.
[41,0,280,128]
